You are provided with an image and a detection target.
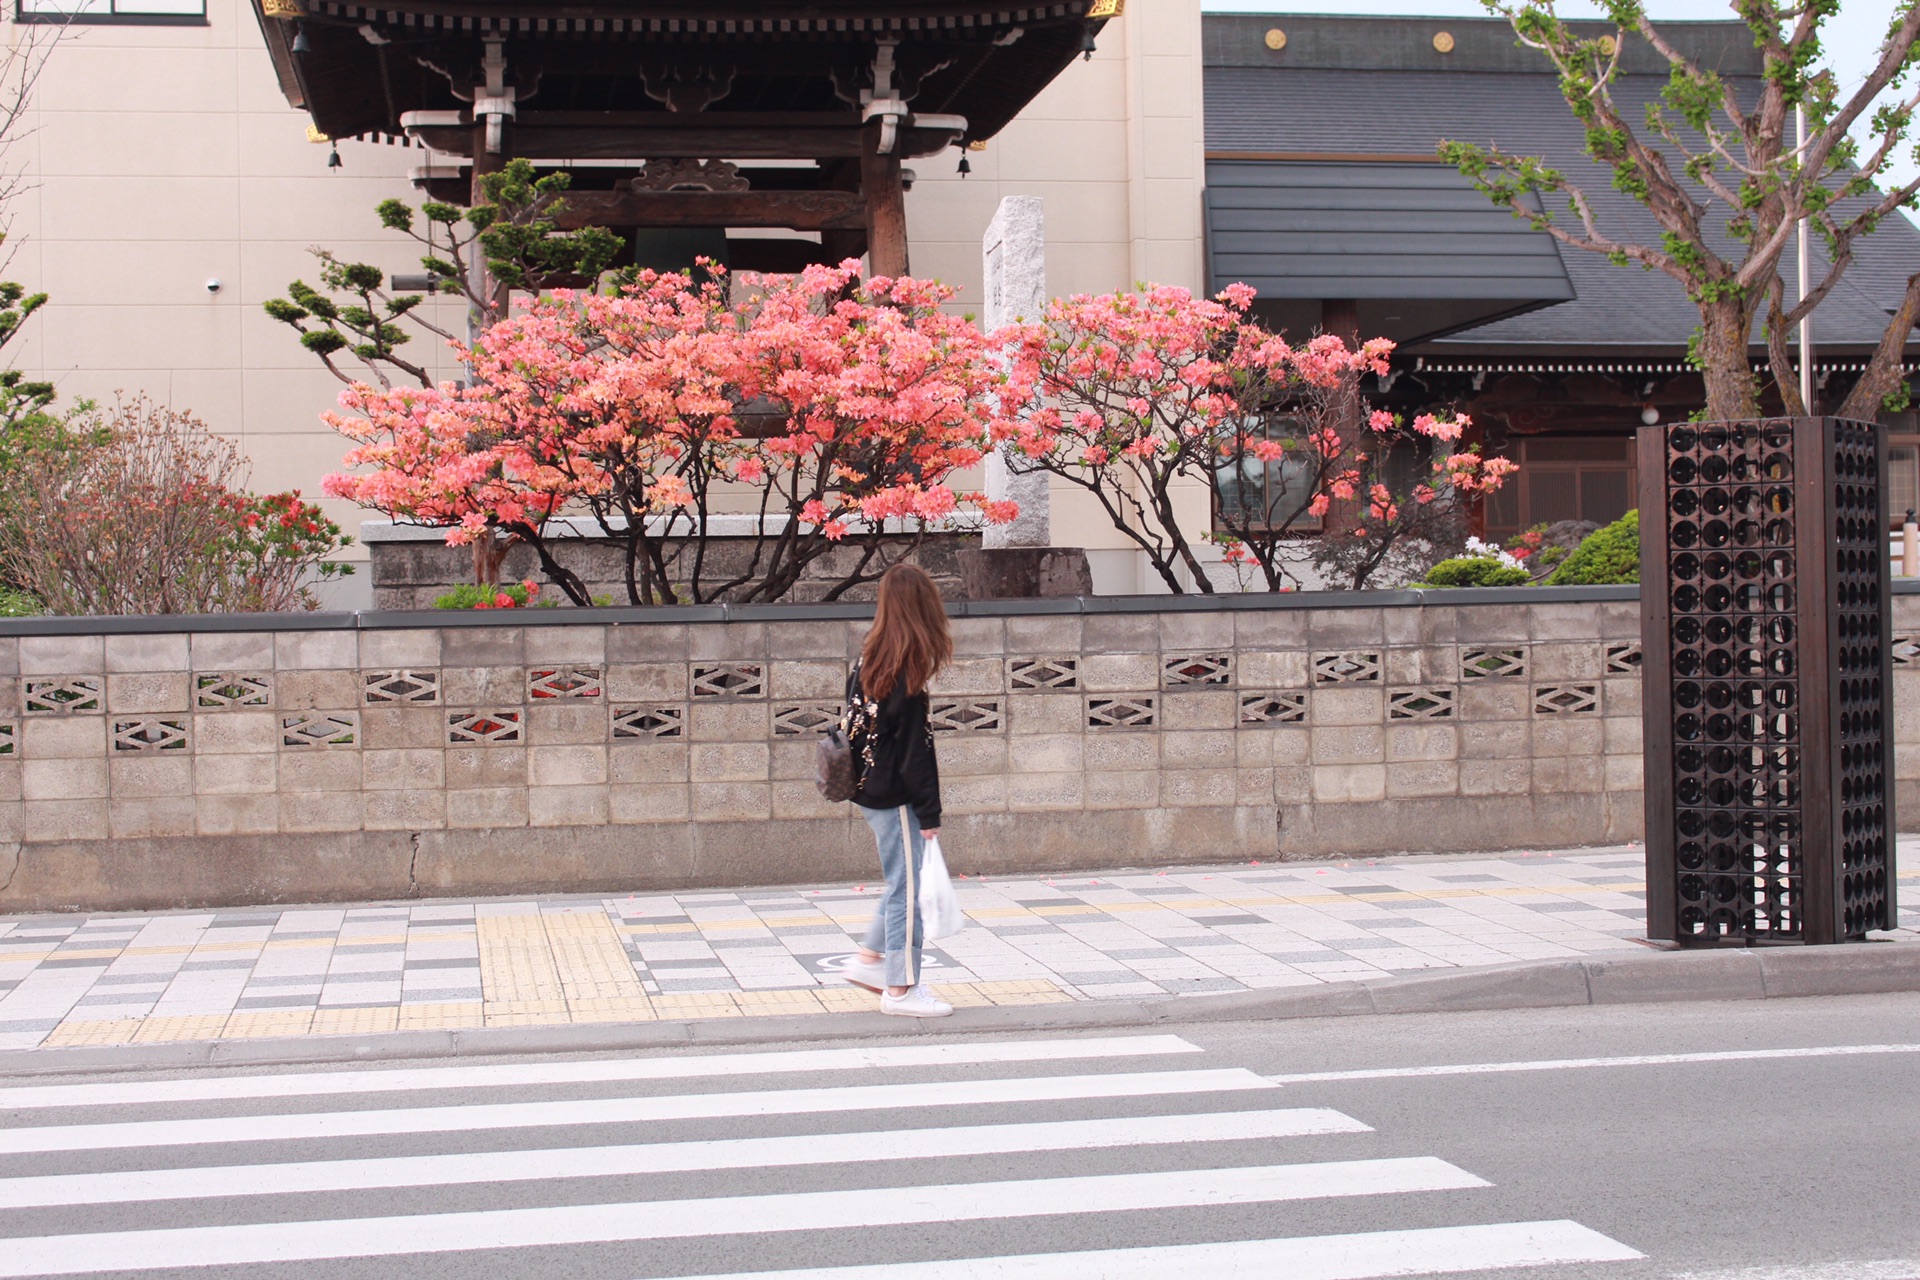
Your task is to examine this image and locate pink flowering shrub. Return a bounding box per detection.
[323,262,1013,605]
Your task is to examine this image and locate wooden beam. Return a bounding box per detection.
[860,123,909,279]
[406,112,961,162]
[552,189,868,231]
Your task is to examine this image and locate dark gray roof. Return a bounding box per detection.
[1202,14,1920,354]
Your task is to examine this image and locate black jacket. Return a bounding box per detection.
[847,663,942,828]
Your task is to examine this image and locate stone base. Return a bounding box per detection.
[958,547,1093,600]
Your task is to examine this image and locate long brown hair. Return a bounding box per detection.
[860,564,952,698]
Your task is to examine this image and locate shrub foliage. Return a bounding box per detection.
[1546,509,1640,586]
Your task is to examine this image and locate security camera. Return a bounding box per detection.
[205,278,223,294]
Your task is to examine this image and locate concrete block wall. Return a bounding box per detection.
[0,586,1911,912]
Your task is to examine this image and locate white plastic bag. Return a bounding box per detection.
[918,835,966,940]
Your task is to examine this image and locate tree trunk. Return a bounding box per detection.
[1699,298,1762,421]
[470,533,512,587]
[1838,272,1920,422]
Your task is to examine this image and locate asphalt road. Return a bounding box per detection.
[0,993,1915,1279]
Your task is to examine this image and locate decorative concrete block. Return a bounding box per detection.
[359,629,444,668]
[1530,642,1604,681]
[689,742,768,783]
[527,703,608,746]
[363,749,445,791]
[193,753,277,795]
[1311,688,1384,727]
[692,782,772,821]
[105,633,189,673]
[770,661,848,700]
[22,716,106,759]
[1237,650,1309,689]
[690,701,771,742]
[936,735,1009,776]
[1007,694,1081,736]
[1311,764,1386,803]
[1161,730,1236,770]
[1458,683,1532,721]
[1382,648,1424,686]
[1084,732,1158,771]
[611,783,690,823]
[1008,771,1084,811]
[21,798,109,841]
[361,707,447,751]
[929,658,1004,697]
[19,635,104,675]
[606,623,690,663]
[109,756,195,799]
[529,784,609,827]
[276,750,363,792]
[1459,721,1530,759]
[275,670,361,710]
[1387,724,1458,762]
[188,632,275,670]
[196,793,280,836]
[441,665,528,706]
[24,756,108,801]
[1460,760,1532,796]
[275,631,357,670]
[441,626,526,667]
[363,789,446,831]
[1077,653,1158,693]
[939,775,1009,814]
[1009,733,1084,774]
[193,712,277,755]
[1388,761,1459,798]
[278,790,368,833]
[1161,692,1237,730]
[611,742,690,784]
[110,796,197,840]
[1311,726,1384,766]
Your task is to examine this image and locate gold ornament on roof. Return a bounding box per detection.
[261,0,303,17]
[304,123,329,144]
[1264,28,1287,50]
[1433,31,1456,53]
[1086,0,1123,17]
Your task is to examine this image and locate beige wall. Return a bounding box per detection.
[5,1,1207,597]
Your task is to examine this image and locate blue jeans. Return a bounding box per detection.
[856,803,925,988]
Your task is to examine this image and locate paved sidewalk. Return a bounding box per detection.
[3,842,1916,1052]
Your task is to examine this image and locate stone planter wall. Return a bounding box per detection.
[0,585,1912,913]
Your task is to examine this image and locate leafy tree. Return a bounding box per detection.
[264,159,623,390]
[1442,1,1920,422]
[1546,509,1641,584]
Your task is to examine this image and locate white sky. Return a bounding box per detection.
[1200,0,1918,194]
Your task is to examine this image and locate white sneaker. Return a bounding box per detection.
[842,957,887,993]
[881,985,953,1018]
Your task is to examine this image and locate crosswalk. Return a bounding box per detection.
[0,1034,1644,1279]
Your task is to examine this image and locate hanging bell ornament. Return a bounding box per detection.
[327,143,342,169]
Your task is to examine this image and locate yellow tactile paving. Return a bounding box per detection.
[476,914,567,1006]
[544,911,651,1005]
[976,980,1074,1005]
[397,1003,486,1031]
[132,1015,234,1044]
[222,1010,317,1039]
[40,1019,142,1047]
[310,1007,400,1036]
[566,997,659,1023]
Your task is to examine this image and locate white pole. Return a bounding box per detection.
[1797,103,1815,416]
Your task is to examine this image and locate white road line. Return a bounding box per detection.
[1268,1042,1920,1085]
[668,1219,1644,1278]
[0,1035,1200,1112]
[0,1159,1489,1277]
[0,1068,1275,1155]
[0,1108,1370,1209]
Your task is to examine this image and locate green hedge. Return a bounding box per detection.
[1419,557,1532,589]
[1546,510,1639,585]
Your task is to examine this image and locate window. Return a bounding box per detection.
[1213,416,1323,532]
[1484,434,1636,539]
[16,0,206,23]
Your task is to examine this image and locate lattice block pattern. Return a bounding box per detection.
[1312,651,1381,684]
[364,670,440,704]
[1008,657,1079,690]
[692,663,765,698]
[530,666,602,699]
[448,710,522,744]
[1534,684,1599,716]
[1389,688,1455,720]
[1605,643,1643,674]
[773,704,842,736]
[1240,693,1307,724]
[25,677,102,714]
[282,713,358,748]
[113,719,188,753]
[1086,696,1155,730]
[1644,417,1896,946]
[0,721,12,755]
[1163,653,1232,686]
[1893,635,1920,666]
[195,674,271,709]
[1461,647,1527,679]
[931,699,1003,733]
[613,705,685,738]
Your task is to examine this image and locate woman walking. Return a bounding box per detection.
[840,564,953,1018]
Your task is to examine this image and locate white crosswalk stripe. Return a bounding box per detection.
[0,1033,1643,1279]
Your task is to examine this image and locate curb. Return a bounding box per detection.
[3,943,1916,1078]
